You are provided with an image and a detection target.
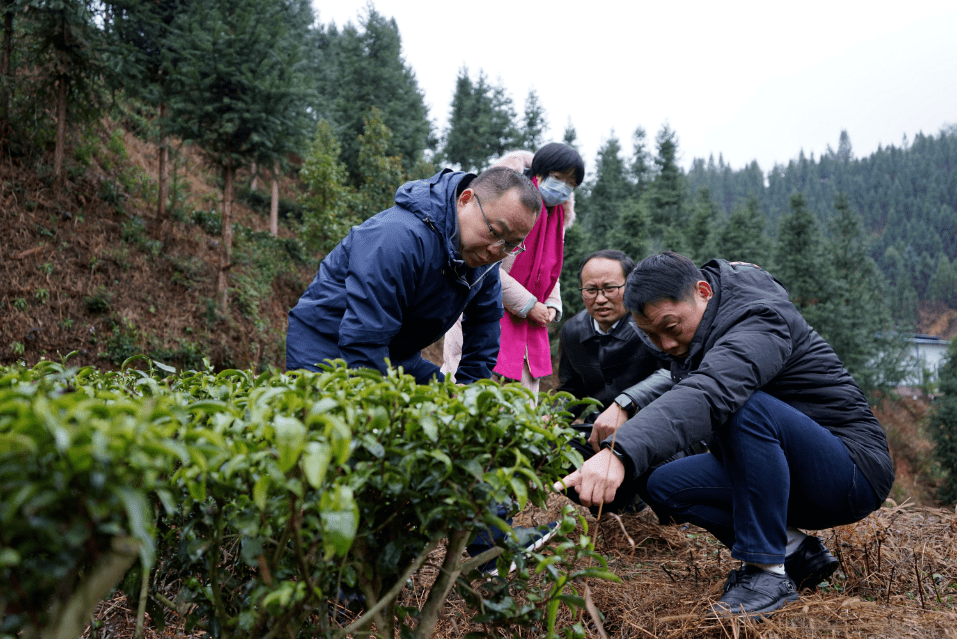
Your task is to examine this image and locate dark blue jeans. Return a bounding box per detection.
[645,391,883,565]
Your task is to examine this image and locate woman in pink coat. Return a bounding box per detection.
[443,143,584,394]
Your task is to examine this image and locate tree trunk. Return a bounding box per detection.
[219,163,234,314]
[0,0,14,135]
[157,103,169,217]
[54,75,66,187]
[270,159,279,236]
[250,161,258,190]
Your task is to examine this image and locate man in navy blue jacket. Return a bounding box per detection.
[286,167,541,383]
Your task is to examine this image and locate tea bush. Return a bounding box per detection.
[1,358,614,639]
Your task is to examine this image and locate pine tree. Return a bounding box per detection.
[630,126,652,197]
[613,198,650,263]
[686,187,719,264]
[562,120,578,149]
[21,0,110,185]
[586,135,630,248]
[163,0,315,312]
[441,68,477,170]
[299,120,356,254]
[354,107,405,222]
[518,89,547,151]
[0,0,14,136]
[836,129,854,163]
[823,193,904,394]
[714,194,770,266]
[930,338,957,504]
[441,69,517,171]
[557,223,590,317]
[103,0,194,217]
[928,255,957,307]
[316,8,430,181]
[486,81,518,159]
[648,123,684,235]
[774,192,832,331]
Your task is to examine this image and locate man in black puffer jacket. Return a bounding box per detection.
[557,249,699,513]
[558,252,893,619]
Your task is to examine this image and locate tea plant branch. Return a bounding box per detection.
[271,514,294,567]
[457,545,504,575]
[133,561,150,639]
[334,537,441,639]
[152,594,207,631]
[259,604,301,639]
[289,494,328,610]
[415,528,471,639]
[38,536,140,639]
[208,507,231,627]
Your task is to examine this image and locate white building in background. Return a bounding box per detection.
[899,334,952,386]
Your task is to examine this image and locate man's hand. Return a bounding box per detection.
[527,302,554,327]
[588,402,627,452]
[553,448,625,507]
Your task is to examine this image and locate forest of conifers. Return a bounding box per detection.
[3,1,955,388]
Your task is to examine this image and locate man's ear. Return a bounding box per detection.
[458,188,473,206]
[696,280,713,301]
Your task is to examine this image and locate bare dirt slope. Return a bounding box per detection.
[1,127,311,372]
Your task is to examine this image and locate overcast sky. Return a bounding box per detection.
[313,0,957,176]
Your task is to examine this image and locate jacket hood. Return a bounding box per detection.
[394,169,465,260]
[394,169,496,288]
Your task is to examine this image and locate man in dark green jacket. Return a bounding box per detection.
[558,252,893,619]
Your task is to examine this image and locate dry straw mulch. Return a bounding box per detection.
[86,497,957,639]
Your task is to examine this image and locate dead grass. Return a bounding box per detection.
[84,496,957,638]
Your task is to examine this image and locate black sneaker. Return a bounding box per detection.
[485,522,560,577]
[709,565,799,619]
[785,536,838,591]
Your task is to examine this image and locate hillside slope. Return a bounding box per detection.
[1,124,313,372]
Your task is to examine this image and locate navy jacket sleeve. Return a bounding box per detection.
[335,216,427,375]
[396,353,443,384]
[455,269,503,383]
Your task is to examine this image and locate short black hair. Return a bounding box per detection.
[578,249,636,285]
[472,165,543,214]
[531,142,586,187]
[624,251,703,317]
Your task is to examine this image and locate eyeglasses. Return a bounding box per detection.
[579,284,626,299]
[474,193,526,256]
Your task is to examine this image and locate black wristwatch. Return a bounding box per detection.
[614,394,635,417]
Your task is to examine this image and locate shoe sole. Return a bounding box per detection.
[486,525,560,577]
[708,591,800,620]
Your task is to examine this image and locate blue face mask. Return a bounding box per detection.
[538,176,575,207]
